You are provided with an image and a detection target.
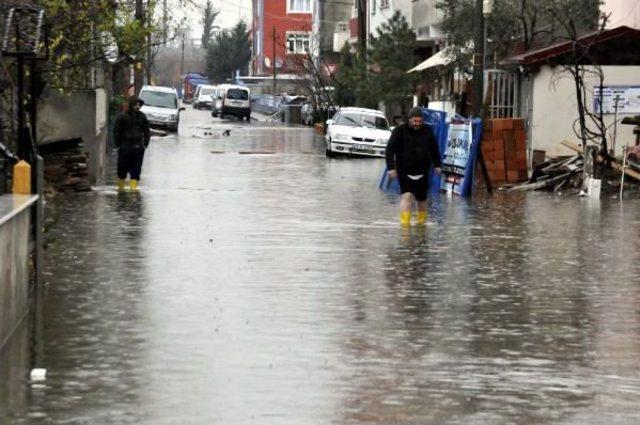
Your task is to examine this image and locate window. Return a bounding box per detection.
[372,0,376,14]
[286,33,311,54]
[335,112,389,130]
[140,91,177,109]
[380,0,390,8]
[227,89,249,101]
[288,0,311,13]
[486,70,519,118]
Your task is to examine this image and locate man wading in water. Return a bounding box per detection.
[114,97,151,191]
[385,108,442,226]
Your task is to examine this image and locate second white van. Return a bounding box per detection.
[211,85,251,121]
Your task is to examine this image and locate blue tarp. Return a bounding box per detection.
[379,108,483,198]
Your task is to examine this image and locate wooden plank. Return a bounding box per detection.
[560,140,640,180]
[561,140,582,153]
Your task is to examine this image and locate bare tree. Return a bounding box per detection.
[545,2,610,155]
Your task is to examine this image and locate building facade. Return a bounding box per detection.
[368,0,444,51]
[252,0,313,76]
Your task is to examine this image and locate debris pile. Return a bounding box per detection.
[510,155,583,192]
[509,140,640,193]
[40,139,91,194]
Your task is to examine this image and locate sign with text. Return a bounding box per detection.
[441,122,473,195]
[593,85,640,114]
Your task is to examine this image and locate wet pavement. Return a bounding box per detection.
[1,107,640,424]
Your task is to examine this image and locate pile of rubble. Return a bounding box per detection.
[509,155,583,192]
[509,140,640,193]
[41,139,91,194]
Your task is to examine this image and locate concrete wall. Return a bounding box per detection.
[529,65,640,157]
[37,88,109,184]
[0,195,33,350]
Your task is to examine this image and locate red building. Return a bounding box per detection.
[252,0,313,76]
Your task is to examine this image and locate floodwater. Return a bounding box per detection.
[1,109,639,424]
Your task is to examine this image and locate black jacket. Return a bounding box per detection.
[385,123,442,175]
[114,110,151,151]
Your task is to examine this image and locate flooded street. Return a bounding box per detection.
[1,108,640,424]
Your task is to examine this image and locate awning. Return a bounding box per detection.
[407,48,453,73]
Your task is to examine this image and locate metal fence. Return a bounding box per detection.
[485,69,519,119]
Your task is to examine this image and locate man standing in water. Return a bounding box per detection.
[385,108,442,226]
[114,97,151,191]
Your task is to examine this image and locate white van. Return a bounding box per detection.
[211,84,251,121]
[193,84,217,110]
[139,85,184,132]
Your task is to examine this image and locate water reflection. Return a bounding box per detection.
[0,117,639,423]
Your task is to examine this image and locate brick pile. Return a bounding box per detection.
[481,118,528,185]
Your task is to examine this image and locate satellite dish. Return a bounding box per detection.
[275,57,284,69]
[264,57,272,68]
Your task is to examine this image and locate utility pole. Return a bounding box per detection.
[356,0,367,55]
[180,33,185,78]
[163,0,168,44]
[472,0,485,116]
[272,26,277,94]
[134,0,145,95]
[312,0,321,70]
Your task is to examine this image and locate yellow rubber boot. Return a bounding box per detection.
[416,211,428,225]
[117,179,126,191]
[416,212,427,225]
[400,211,411,226]
[130,179,139,191]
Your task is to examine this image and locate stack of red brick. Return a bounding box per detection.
[481,118,528,185]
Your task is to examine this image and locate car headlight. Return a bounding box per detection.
[376,139,388,145]
[169,114,177,121]
[333,133,349,142]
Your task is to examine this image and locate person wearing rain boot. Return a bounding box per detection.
[385,107,442,226]
[113,97,151,191]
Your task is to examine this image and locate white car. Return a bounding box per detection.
[139,85,184,132]
[325,107,392,157]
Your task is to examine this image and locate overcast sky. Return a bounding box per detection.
[170,0,252,38]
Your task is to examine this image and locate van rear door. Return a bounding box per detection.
[226,88,250,109]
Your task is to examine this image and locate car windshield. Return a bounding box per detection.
[201,88,216,95]
[140,91,177,109]
[335,112,389,130]
[227,89,249,100]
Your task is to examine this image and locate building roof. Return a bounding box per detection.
[407,48,453,73]
[501,26,640,68]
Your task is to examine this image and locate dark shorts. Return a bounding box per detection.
[398,174,429,201]
[117,149,145,180]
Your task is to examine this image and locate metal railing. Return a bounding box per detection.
[485,69,519,119]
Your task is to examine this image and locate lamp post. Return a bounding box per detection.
[482,0,493,74]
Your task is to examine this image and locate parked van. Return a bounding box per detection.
[193,84,217,110]
[211,85,251,121]
[139,85,184,132]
